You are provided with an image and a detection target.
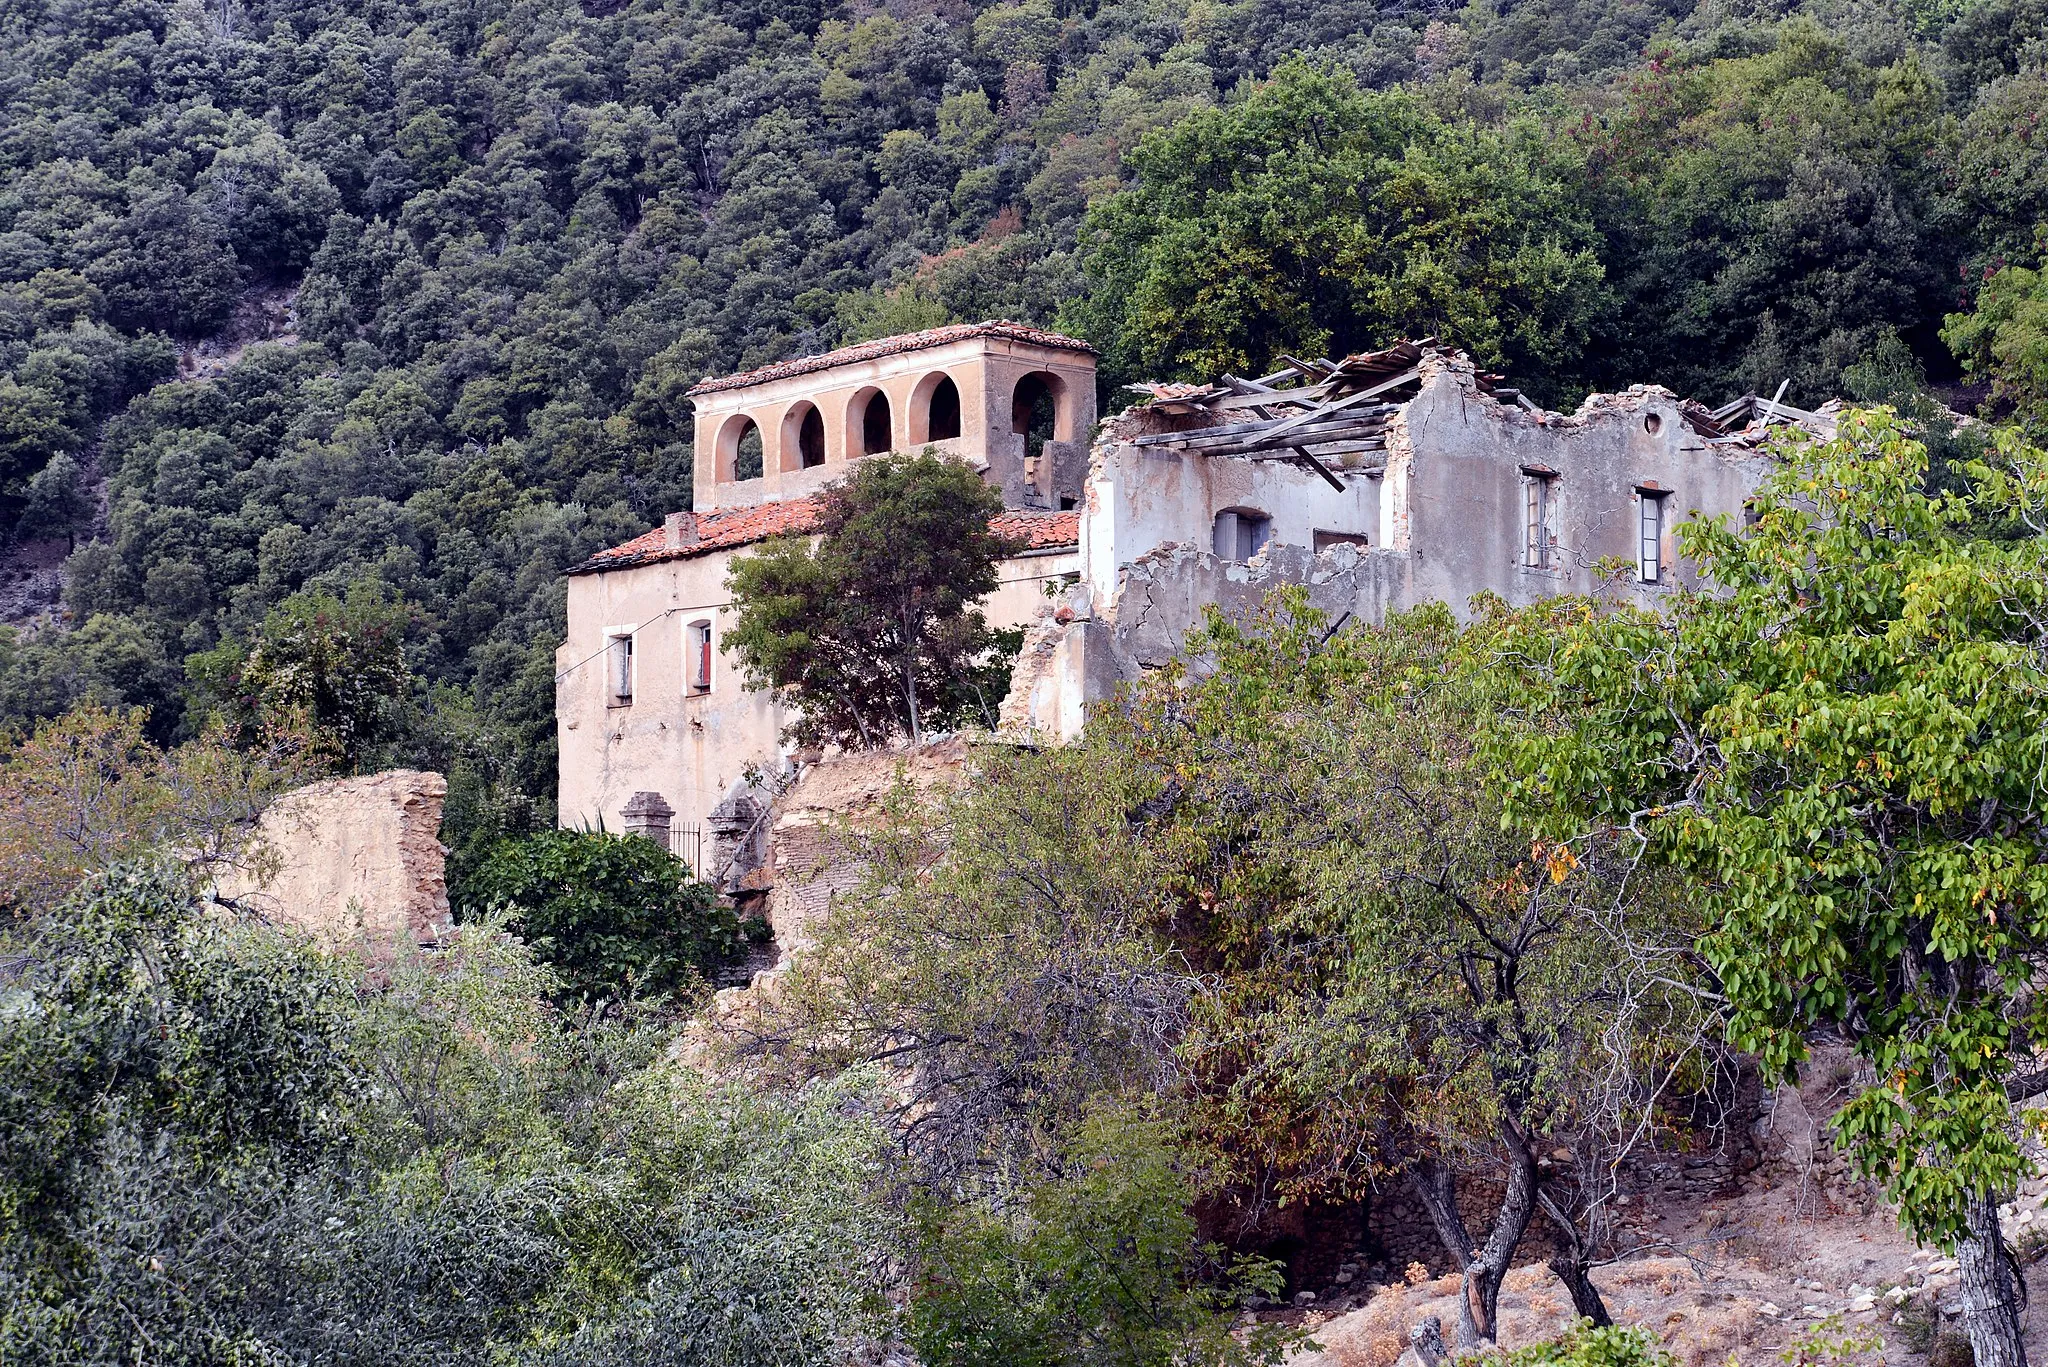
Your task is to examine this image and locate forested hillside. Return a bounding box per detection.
[1,0,2045,860]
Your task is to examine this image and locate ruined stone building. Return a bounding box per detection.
[558,323,1824,876]
[557,322,1094,877]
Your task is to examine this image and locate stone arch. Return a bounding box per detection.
[909,371,963,444]
[1011,370,1069,468]
[780,400,826,471]
[847,386,893,457]
[716,413,765,482]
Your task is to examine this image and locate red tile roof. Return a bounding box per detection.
[568,499,1081,575]
[686,321,1096,397]
[992,508,1081,550]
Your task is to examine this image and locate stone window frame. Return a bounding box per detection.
[604,627,636,707]
[686,617,714,695]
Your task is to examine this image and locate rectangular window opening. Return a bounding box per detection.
[688,620,713,694]
[1638,490,1667,584]
[607,633,634,706]
[1523,471,1557,569]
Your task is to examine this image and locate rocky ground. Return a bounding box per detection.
[1282,1054,2048,1367]
[0,533,69,628]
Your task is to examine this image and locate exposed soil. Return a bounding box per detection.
[1283,1052,2048,1367]
[0,534,72,628]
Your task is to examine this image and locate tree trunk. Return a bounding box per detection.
[1537,1188,1612,1326]
[902,648,922,742]
[1957,1190,2028,1367]
[1409,1131,1541,1351]
[1410,1158,1475,1272]
[1459,1117,1540,1347]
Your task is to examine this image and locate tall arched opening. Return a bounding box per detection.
[718,414,765,482]
[781,401,826,470]
[1012,371,1064,465]
[848,387,893,457]
[911,372,962,443]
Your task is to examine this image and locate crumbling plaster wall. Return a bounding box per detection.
[1079,406,1380,606]
[1009,358,1776,743]
[1391,358,1772,611]
[214,769,451,956]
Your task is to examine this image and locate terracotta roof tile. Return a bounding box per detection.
[991,508,1081,550]
[568,499,1080,575]
[686,321,1095,397]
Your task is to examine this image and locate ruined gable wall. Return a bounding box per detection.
[214,769,451,956]
[1078,406,1381,606]
[1396,357,1771,613]
[1004,363,1776,743]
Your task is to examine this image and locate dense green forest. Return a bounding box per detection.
[1,0,2045,862]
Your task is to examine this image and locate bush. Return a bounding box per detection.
[1506,1323,1675,1367]
[456,827,740,1002]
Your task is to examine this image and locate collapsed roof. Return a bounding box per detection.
[1124,340,1838,485]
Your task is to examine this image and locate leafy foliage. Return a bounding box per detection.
[726,451,1020,746]
[747,591,1711,1337]
[908,1110,1299,1367]
[187,579,415,768]
[1505,1322,1676,1367]
[1490,409,2048,1248]
[458,826,740,1002]
[1066,60,1610,399]
[0,702,310,915]
[1944,240,2048,432]
[0,864,900,1365]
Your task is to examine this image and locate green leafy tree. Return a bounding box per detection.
[1490,410,2048,1367]
[187,580,414,770]
[0,866,900,1365]
[457,827,741,1003]
[1576,23,1958,401]
[749,594,1707,1341]
[1944,240,2048,431]
[908,1110,1298,1367]
[726,452,1021,747]
[0,374,67,489]
[1064,59,1610,398]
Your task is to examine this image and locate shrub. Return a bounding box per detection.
[457,827,740,1002]
[1505,1323,1676,1367]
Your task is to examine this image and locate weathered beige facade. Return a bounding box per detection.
[557,322,1092,871]
[214,769,452,955]
[1008,346,1818,739]
[560,326,1822,874]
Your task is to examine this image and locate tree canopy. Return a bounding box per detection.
[1489,411,2048,1367]
[725,451,1020,747]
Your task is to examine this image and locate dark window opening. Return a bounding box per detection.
[861,393,893,455]
[928,376,961,441]
[1013,374,1056,466]
[1213,509,1272,562]
[1059,495,1078,511]
[1314,529,1370,552]
[734,421,763,481]
[798,406,825,468]
[688,619,713,692]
